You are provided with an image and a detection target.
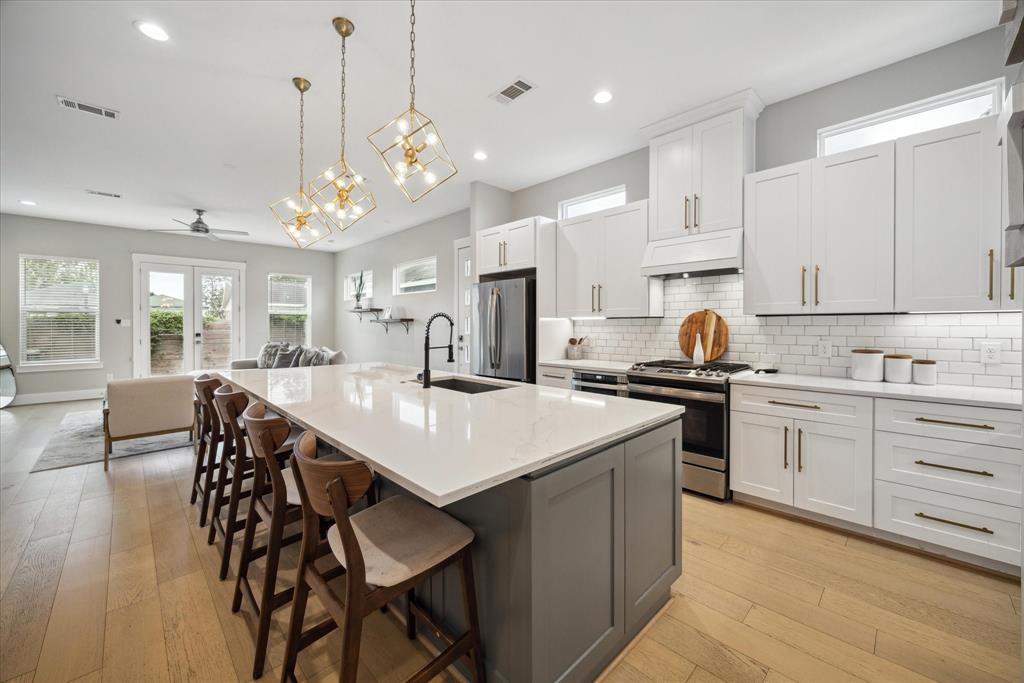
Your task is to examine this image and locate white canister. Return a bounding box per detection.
[883,354,913,383]
[912,359,937,385]
[850,349,884,382]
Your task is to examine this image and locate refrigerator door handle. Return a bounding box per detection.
[494,287,503,369]
[487,287,496,368]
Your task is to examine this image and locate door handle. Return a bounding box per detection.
[1011,267,1016,301]
[988,249,994,301]
[693,194,700,229]
[684,196,690,230]
[591,284,596,312]
[797,428,803,472]
[783,425,789,469]
[503,241,509,266]
[814,265,820,306]
[801,266,807,306]
[494,288,503,368]
[597,284,603,312]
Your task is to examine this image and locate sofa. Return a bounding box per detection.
[230,345,347,370]
[103,374,195,470]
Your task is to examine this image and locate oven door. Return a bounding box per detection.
[626,383,726,470]
[572,371,629,397]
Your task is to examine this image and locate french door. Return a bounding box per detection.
[134,256,244,376]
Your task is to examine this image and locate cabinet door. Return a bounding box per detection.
[530,443,625,683]
[600,201,651,317]
[648,127,693,242]
[793,420,872,526]
[477,226,505,276]
[811,142,895,313]
[503,219,536,270]
[743,161,813,315]
[692,109,744,233]
[895,117,1001,311]
[730,411,793,505]
[556,215,603,317]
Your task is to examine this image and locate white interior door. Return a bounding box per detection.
[454,239,472,373]
[141,264,194,376]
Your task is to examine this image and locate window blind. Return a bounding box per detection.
[268,274,310,345]
[394,256,437,295]
[19,255,100,365]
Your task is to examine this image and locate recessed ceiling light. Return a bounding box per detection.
[473,150,488,161]
[18,200,36,206]
[134,21,169,42]
[593,90,613,104]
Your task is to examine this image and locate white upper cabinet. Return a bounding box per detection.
[743,161,813,315]
[476,218,541,276]
[647,97,757,243]
[895,117,1001,311]
[556,200,663,318]
[811,141,895,313]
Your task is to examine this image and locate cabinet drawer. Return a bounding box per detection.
[874,480,1020,565]
[875,399,1022,449]
[874,432,1022,506]
[731,385,872,429]
[537,365,572,389]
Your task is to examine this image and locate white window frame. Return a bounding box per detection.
[558,184,627,220]
[817,78,1004,157]
[343,270,374,301]
[393,256,438,296]
[268,272,312,346]
[18,253,102,372]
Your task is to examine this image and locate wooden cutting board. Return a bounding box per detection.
[678,309,729,362]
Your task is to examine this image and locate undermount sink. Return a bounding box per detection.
[429,377,508,394]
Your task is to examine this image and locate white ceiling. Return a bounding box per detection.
[0,1,1001,252]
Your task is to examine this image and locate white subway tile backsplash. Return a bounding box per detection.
[570,274,1021,387]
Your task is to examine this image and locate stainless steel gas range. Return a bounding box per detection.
[626,359,751,500]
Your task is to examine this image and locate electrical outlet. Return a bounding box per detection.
[106,373,114,382]
[816,339,833,359]
[979,341,1001,365]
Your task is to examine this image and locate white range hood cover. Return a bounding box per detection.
[641,227,743,276]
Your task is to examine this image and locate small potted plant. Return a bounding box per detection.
[353,271,366,309]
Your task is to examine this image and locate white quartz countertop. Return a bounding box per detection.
[215,363,683,507]
[731,372,1023,411]
[538,359,635,374]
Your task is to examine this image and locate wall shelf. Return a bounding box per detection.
[370,318,414,334]
[349,307,383,322]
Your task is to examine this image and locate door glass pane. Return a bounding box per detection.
[148,271,185,375]
[200,274,233,370]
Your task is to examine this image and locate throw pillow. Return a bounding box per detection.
[272,347,300,368]
[299,346,320,367]
[289,345,305,367]
[257,342,289,369]
[308,348,330,366]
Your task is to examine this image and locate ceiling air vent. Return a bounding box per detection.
[56,95,119,120]
[491,78,535,105]
[85,189,121,198]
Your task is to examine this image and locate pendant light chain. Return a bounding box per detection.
[340,33,347,159]
[298,89,305,194]
[408,0,416,114]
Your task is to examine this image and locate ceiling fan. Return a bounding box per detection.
[150,209,249,240]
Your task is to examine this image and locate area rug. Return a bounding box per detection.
[30,410,192,472]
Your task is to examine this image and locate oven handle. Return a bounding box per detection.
[627,383,726,403]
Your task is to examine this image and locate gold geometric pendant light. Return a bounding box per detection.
[269,77,333,248]
[308,17,377,231]
[367,0,457,202]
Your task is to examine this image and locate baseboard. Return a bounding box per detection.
[10,388,105,406]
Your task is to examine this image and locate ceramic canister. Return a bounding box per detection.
[850,349,884,382]
[912,359,937,385]
[883,354,913,384]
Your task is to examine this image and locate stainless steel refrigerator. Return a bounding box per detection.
[471,277,535,382]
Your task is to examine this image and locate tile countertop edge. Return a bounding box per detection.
[538,359,635,373]
[730,372,1023,411]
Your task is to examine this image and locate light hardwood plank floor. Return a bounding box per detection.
[1,399,1020,682]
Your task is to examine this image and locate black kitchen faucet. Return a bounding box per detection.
[422,312,455,388]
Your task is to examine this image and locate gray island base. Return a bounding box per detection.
[385,417,683,682]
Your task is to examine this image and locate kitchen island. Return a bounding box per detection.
[216,362,683,682]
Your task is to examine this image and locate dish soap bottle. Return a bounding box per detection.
[693,332,705,364]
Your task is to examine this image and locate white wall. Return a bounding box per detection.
[334,209,469,368]
[0,213,336,399]
[572,275,1023,388]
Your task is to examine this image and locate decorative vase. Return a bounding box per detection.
[363,297,373,310]
[693,333,705,364]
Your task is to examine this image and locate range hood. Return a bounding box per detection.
[641,227,743,276]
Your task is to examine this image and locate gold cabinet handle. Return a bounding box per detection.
[504,241,510,266]
[769,399,821,410]
[801,266,807,306]
[814,265,820,306]
[541,373,567,380]
[988,249,994,300]
[1011,267,1016,301]
[915,512,994,535]
[591,284,596,313]
[914,416,994,430]
[597,284,603,312]
[783,425,789,469]
[694,194,700,229]
[684,196,690,230]
[797,427,803,472]
[913,459,994,477]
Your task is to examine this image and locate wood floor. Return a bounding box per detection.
[1,400,1021,683]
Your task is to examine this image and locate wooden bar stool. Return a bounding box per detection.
[192,375,224,527]
[233,402,344,679]
[281,431,486,683]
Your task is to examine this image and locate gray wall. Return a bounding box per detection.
[334,209,470,367]
[0,213,336,399]
[757,27,1007,169]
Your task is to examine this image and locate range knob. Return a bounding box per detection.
[715,370,726,377]
[694,370,705,377]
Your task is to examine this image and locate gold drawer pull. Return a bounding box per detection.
[915,512,994,535]
[541,373,566,380]
[914,417,995,430]
[913,460,994,477]
[768,399,821,410]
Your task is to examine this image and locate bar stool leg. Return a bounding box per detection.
[199,437,219,527]
[459,549,487,682]
[339,603,365,683]
[405,589,416,640]
[218,449,249,579]
[191,437,207,505]
[253,500,286,679]
[208,435,234,545]
[280,564,311,683]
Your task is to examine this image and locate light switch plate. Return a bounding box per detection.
[979,341,1001,365]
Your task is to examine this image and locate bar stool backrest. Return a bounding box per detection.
[194,375,224,437]
[213,383,249,454]
[242,401,292,503]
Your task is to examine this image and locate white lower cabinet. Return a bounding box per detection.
[537,364,572,389]
[730,412,793,505]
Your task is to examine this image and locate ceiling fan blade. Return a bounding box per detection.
[209,229,249,235]
[205,232,220,241]
[172,218,191,227]
[147,228,194,232]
